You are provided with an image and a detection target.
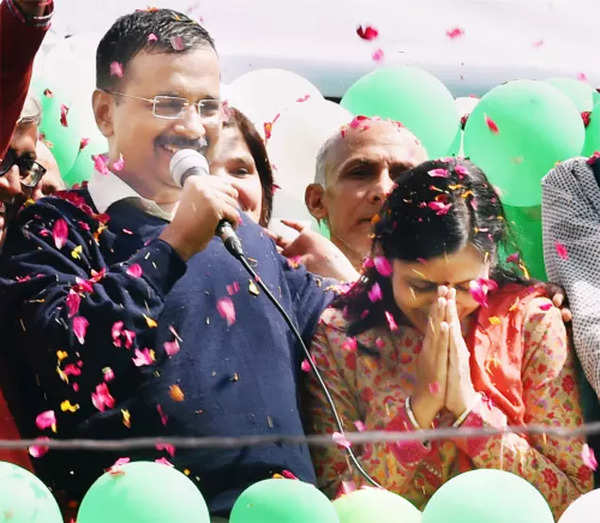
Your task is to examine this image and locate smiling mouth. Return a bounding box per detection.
[157,138,208,157]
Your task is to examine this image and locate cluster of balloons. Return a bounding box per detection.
[7,458,593,522]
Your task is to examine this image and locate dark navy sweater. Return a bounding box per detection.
[0,189,334,515]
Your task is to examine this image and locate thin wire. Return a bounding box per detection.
[3,421,600,451]
[236,254,382,487]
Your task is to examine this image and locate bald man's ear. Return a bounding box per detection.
[305,183,328,220]
[92,89,115,138]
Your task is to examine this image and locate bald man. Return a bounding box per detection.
[305,118,428,269]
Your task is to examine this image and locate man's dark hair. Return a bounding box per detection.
[96,8,216,90]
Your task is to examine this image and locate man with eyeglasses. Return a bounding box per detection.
[0,8,354,520]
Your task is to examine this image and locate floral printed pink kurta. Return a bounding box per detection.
[306,294,592,519]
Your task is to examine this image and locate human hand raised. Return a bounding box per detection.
[411,286,450,429]
[444,287,479,420]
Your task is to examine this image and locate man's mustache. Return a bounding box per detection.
[156,136,208,153]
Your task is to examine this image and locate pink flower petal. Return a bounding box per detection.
[375,337,385,348]
[72,316,89,345]
[281,469,298,479]
[52,218,68,249]
[506,252,520,264]
[332,431,352,449]
[60,104,69,127]
[108,457,130,476]
[226,281,240,296]
[155,443,176,457]
[111,321,124,346]
[356,25,379,41]
[157,404,168,426]
[147,33,158,43]
[110,61,124,78]
[92,382,115,412]
[385,310,399,331]
[371,48,384,62]
[79,137,90,150]
[428,201,452,215]
[374,256,392,277]
[539,303,552,312]
[469,278,498,308]
[485,114,499,134]
[66,290,81,318]
[155,457,174,467]
[92,154,109,175]
[28,437,50,458]
[112,153,125,172]
[577,72,588,82]
[296,94,311,103]
[362,256,374,269]
[555,242,568,260]
[132,348,155,367]
[354,420,366,432]
[446,27,465,39]
[164,339,180,357]
[454,164,468,178]
[126,263,143,278]
[300,359,311,372]
[428,168,450,178]
[103,367,115,382]
[217,297,236,326]
[532,39,544,47]
[35,410,56,431]
[428,381,441,395]
[582,443,598,471]
[342,337,358,352]
[368,282,383,303]
[170,36,184,51]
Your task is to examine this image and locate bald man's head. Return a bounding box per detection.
[306,117,428,269]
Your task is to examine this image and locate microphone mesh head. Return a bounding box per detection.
[169,149,209,186]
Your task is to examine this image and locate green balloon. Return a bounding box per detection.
[64,137,107,187]
[546,77,594,112]
[502,204,547,281]
[77,461,210,523]
[446,128,462,157]
[0,461,63,523]
[230,479,339,523]
[333,488,421,523]
[464,80,584,207]
[422,469,553,523]
[582,98,600,157]
[340,66,459,158]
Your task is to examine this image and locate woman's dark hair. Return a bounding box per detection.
[335,158,530,336]
[97,8,216,91]
[224,107,274,227]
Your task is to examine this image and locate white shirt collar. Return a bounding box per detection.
[87,170,174,222]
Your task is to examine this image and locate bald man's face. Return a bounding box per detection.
[310,122,427,266]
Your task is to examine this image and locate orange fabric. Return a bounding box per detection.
[0,385,32,470]
[467,283,545,427]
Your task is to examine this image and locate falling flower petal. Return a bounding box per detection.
[155,457,174,467]
[300,359,311,372]
[555,242,568,260]
[506,252,520,264]
[157,404,168,426]
[217,297,236,326]
[108,457,130,475]
[582,443,598,471]
[92,382,115,412]
[428,168,450,178]
[454,164,469,178]
[60,104,69,127]
[66,291,81,318]
[385,310,398,331]
[539,303,553,312]
[92,154,109,175]
[371,48,384,62]
[121,409,131,428]
[170,36,184,51]
[368,282,383,303]
[356,25,379,40]
[446,27,465,39]
[164,339,180,357]
[281,469,298,479]
[156,443,176,457]
[342,337,358,352]
[169,384,185,402]
[112,153,125,172]
[79,137,90,150]
[147,32,158,42]
[72,316,89,345]
[582,111,592,127]
[35,410,56,432]
[110,61,124,78]
[332,431,352,449]
[485,114,499,134]
[144,314,158,328]
[374,256,392,277]
[103,367,115,382]
[577,72,588,82]
[296,94,311,103]
[354,420,366,432]
[132,348,155,367]
[469,278,498,308]
[126,263,143,278]
[28,437,50,458]
[226,281,240,296]
[428,201,452,215]
[52,218,68,249]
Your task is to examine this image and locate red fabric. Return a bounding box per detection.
[466,283,546,426]
[0,0,51,159]
[0,385,32,470]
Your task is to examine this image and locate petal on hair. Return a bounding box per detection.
[35,410,56,432]
[484,114,499,134]
[555,242,568,260]
[110,61,124,78]
[170,36,185,51]
[217,297,236,326]
[428,168,450,178]
[428,201,452,216]
[454,164,468,178]
[52,218,68,249]
[506,252,520,264]
[374,256,392,277]
[147,33,158,43]
[356,25,379,40]
[332,431,352,449]
[583,443,598,471]
[368,282,383,303]
[72,316,89,345]
[446,27,465,39]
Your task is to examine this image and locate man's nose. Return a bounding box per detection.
[367,170,395,204]
[0,166,24,202]
[173,106,208,142]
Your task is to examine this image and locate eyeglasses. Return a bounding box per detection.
[104,90,221,120]
[0,149,47,188]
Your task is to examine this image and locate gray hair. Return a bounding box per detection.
[314,132,340,187]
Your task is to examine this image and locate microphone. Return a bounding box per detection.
[169,149,244,258]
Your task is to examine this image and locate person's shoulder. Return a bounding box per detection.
[542,156,594,187]
[318,305,349,332]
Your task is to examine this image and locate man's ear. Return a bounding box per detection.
[92,89,115,138]
[305,183,328,220]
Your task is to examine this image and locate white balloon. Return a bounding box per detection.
[266,99,352,223]
[227,68,324,131]
[558,489,600,522]
[454,96,480,119]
